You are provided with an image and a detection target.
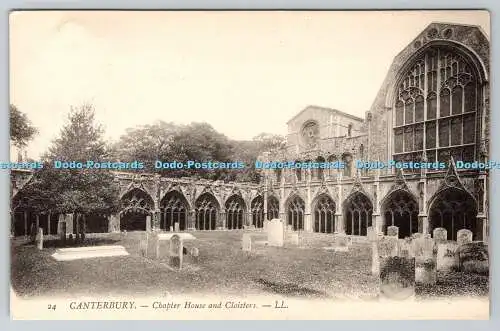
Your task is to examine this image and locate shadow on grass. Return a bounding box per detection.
[255,278,330,298]
[21,238,120,249]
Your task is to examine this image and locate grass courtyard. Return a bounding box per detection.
[11,231,488,300]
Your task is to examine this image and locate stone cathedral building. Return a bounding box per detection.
[11,22,490,243]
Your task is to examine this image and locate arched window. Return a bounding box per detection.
[160,190,189,231]
[120,188,155,231]
[314,195,336,233]
[251,196,264,228]
[225,195,246,230]
[195,193,219,230]
[287,196,305,231]
[344,192,372,236]
[394,47,480,168]
[382,190,419,238]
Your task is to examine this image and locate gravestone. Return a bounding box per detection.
[169,234,183,270]
[433,227,448,243]
[398,238,414,258]
[58,221,67,244]
[411,233,423,240]
[333,233,349,252]
[413,237,437,285]
[263,220,270,232]
[37,227,44,250]
[169,226,174,232]
[190,247,199,263]
[242,233,252,252]
[287,224,293,232]
[457,229,473,246]
[437,242,459,272]
[378,236,415,300]
[387,226,399,238]
[459,242,489,274]
[174,222,180,232]
[267,219,284,247]
[288,232,300,246]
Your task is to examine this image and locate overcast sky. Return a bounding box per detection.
[10,10,490,159]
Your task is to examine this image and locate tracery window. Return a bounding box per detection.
[344,192,372,236]
[251,196,264,228]
[393,47,479,169]
[195,193,218,230]
[267,196,280,220]
[225,195,245,230]
[314,195,336,233]
[160,191,189,231]
[287,196,304,231]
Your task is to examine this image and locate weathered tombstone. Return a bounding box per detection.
[190,247,199,263]
[433,227,448,243]
[287,224,293,232]
[378,236,415,300]
[387,226,399,238]
[411,233,423,240]
[333,233,349,252]
[263,220,270,232]
[169,234,183,270]
[459,242,489,274]
[267,219,284,247]
[37,227,44,250]
[242,233,252,252]
[398,238,414,258]
[288,232,300,246]
[457,229,473,246]
[437,242,459,272]
[413,237,437,285]
[174,222,180,232]
[169,226,173,232]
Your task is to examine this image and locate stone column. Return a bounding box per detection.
[47,212,51,235]
[263,190,268,221]
[108,213,120,232]
[188,210,196,231]
[246,212,252,227]
[419,215,429,235]
[373,214,382,234]
[146,215,152,232]
[334,213,344,234]
[152,210,160,231]
[221,211,227,230]
[23,211,28,237]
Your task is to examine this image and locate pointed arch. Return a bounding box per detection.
[120,188,154,231]
[160,190,190,231]
[251,195,264,228]
[286,195,305,231]
[195,192,219,230]
[428,187,478,241]
[381,189,419,238]
[225,194,246,230]
[312,193,336,233]
[343,191,373,236]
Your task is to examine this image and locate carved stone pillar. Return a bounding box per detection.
[334,213,344,234]
[108,213,120,233]
[188,210,196,231]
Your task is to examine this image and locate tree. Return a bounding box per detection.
[252,133,286,152]
[10,104,37,147]
[21,103,120,242]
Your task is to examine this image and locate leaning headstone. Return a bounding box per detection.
[378,236,415,300]
[267,219,284,247]
[169,234,183,270]
[387,226,399,238]
[333,233,349,252]
[37,228,44,250]
[413,237,438,285]
[174,223,180,232]
[433,227,448,243]
[242,233,252,252]
[437,241,459,272]
[459,242,489,274]
[457,229,473,246]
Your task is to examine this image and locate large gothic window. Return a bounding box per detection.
[287,196,305,231]
[314,195,336,233]
[161,191,189,231]
[344,192,373,236]
[195,193,219,230]
[225,195,246,230]
[393,47,479,169]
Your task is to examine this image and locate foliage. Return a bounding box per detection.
[10,104,37,147]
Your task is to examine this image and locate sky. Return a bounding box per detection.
[9,10,490,159]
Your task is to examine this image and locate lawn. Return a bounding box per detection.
[10,231,488,300]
